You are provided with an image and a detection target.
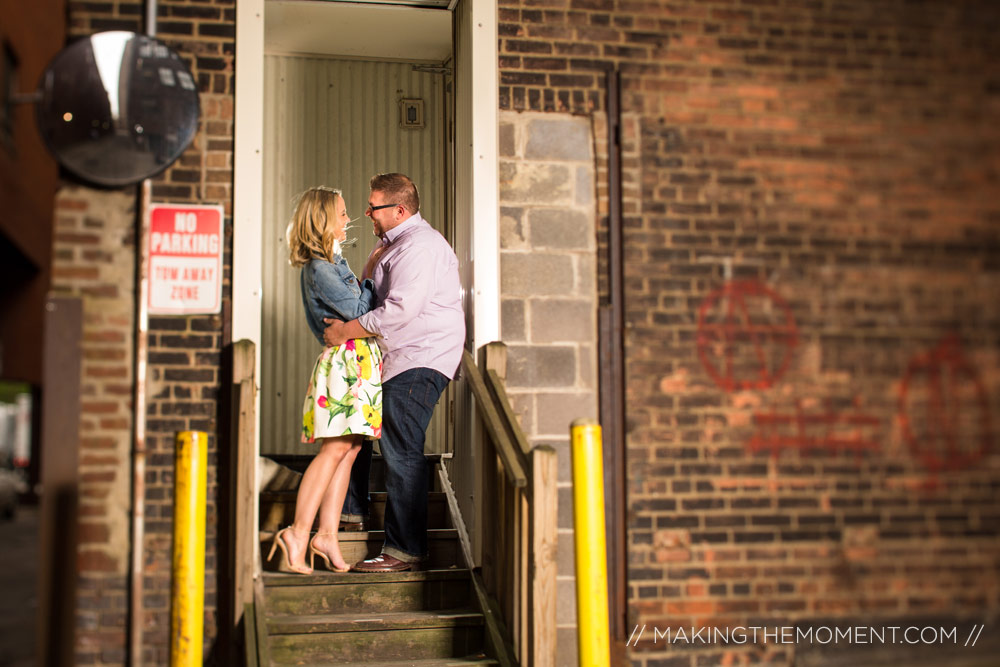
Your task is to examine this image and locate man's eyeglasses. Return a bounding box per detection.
[367,202,398,212]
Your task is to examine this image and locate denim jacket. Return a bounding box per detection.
[300,255,375,344]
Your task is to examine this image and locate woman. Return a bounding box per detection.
[268,186,383,574]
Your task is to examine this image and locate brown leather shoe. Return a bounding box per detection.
[339,520,364,532]
[351,553,417,573]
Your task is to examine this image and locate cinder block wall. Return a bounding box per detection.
[53,2,234,664]
[500,111,598,666]
[499,0,1000,665]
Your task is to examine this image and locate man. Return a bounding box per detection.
[323,173,465,572]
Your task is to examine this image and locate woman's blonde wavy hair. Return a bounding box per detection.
[287,186,343,267]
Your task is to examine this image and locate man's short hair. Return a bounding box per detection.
[370,173,419,214]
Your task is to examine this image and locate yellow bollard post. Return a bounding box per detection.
[170,431,207,667]
[571,418,610,667]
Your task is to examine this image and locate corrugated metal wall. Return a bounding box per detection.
[261,55,447,456]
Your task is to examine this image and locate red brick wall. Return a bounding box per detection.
[56,1,234,663]
[501,1,1000,665]
[51,187,136,665]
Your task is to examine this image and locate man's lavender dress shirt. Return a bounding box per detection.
[358,211,466,383]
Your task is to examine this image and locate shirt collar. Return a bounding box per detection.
[381,211,423,245]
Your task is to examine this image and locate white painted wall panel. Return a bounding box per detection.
[450,0,478,563]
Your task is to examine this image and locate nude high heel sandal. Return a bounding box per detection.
[267,526,313,574]
[309,531,350,573]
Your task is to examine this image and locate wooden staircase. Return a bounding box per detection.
[250,458,502,666]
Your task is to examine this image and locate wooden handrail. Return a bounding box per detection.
[463,342,557,667]
[232,340,257,636]
[462,350,527,487]
[485,368,532,458]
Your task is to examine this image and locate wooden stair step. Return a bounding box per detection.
[263,568,472,615]
[332,659,498,666]
[291,659,498,667]
[268,608,483,634]
[262,566,469,587]
[253,454,501,665]
[260,528,461,571]
[267,619,485,663]
[334,527,457,543]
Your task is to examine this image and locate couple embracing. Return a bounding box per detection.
[269,172,464,574]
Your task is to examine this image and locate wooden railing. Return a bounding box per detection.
[463,342,557,667]
[231,339,259,664]
[232,338,556,665]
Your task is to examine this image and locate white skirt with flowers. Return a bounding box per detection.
[301,338,383,442]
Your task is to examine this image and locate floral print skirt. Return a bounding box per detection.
[301,338,383,442]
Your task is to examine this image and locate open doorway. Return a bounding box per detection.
[258,60,452,460]
[259,1,454,462]
[233,0,498,561]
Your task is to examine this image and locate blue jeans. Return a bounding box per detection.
[341,367,449,562]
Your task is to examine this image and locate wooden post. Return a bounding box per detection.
[478,344,506,599]
[482,341,508,382]
[481,343,517,646]
[477,369,497,595]
[518,488,528,665]
[530,445,558,667]
[232,340,257,630]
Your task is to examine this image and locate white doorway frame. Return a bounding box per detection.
[231,0,498,563]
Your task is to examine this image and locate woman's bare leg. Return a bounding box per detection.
[312,436,363,570]
[282,436,355,570]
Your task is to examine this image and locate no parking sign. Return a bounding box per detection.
[148,204,224,315]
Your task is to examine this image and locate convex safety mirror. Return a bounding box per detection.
[36,31,200,187]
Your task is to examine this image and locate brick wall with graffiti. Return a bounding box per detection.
[606,3,1000,665]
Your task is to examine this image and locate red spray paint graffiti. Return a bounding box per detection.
[747,399,881,458]
[898,336,994,473]
[697,280,799,392]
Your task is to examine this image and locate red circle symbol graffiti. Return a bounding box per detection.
[898,337,993,472]
[696,280,799,392]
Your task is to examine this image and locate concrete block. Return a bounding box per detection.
[500,206,527,249]
[559,485,574,530]
[575,164,594,207]
[527,208,593,250]
[506,344,576,387]
[501,298,526,342]
[500,160,573,205]
[556,627,579,667]
[499,121,516,157]
[529,298,595,343]
[575,253,596,296]
[557,528,576,578]
[546,437,572,483]
[501,252,575,297]
[536,391,597,436]
[525,117,592,161]
[497,122,517,157]
[506,390,533,435]
[577,342,597,391]
[556,576,578,625]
